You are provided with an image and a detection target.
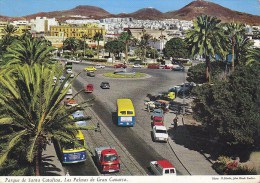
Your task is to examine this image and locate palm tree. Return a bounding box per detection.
[224,23,247,72]
[63,37,79,56]
[246,47,260,65]
[0,64,91,175]
[138,32,152,63]
[4,24,17,36]
[119,30,133,63]
[186,15,224,83]
[151,37,159,61]
[4,36,54,65]
[93,32,103,59]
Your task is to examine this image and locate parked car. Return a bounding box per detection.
[64,98,78,107]
[59,76,66,83]
[164,64,174,69]
[66,69,74,78]
[84,66,97,71]
[159,65,165,69]
[152,125,169,142]
[132,64,142,68]
[87,71,95,77]
[95,147,120,173]
[147,64,159,69]
[95,64,105,69]
[114,63,127,68]
[151,108,164,120]
[100,82,110,89]
[150,160,176,176]
[71,110,88,127]
[152,116,164,126]
[177,82,195,97]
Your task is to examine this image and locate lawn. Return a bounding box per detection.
[103,72,146,78]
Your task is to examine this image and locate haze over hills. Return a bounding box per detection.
[0,1,259,25]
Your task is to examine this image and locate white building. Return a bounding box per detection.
[30,17,58,33]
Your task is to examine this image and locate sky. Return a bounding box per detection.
[0,0,259,17]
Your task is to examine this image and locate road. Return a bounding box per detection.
[65,63,190,175]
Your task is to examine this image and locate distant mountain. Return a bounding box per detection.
[126,8,164,20]
[24,5,111,20]
[0,1,259,25]
[164,1,260,25]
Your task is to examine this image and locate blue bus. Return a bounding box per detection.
[117,98,135,126]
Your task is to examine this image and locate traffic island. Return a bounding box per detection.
[103,72,146,78]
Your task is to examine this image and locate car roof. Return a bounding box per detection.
[154,125,167,130]
[101,148,118,155]
[157,160,175,168]
[153,116,163,120]
[102,81,109,84]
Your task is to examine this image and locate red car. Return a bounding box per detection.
[114,63,127,68]
[152,116,164,126]
[148,64,159,69]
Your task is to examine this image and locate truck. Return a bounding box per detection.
[94,147,120,173]
[150,160,177,176]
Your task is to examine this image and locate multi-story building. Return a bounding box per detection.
[49,24,106,48]
[30,17,58,36]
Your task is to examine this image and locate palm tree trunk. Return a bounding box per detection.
[125,40,128,63]
[97,41,100,59]
[205,56,211,83]
[35,140,42,176]
[231,36,235,72]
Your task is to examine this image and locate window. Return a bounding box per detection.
[165,169,170,174]
[104,154,118,162]
[127,111,133,115]
[170,169,175,173]
[120,111,126,115]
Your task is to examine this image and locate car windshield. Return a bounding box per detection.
[156,130,167,134]
[127,111,133,114]
[154,119,162,122]
[103,154,118,162]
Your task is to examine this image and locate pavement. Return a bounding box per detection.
[41,141,66,176]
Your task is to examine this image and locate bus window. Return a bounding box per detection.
[120,111,126,115]
[127,111,133,115]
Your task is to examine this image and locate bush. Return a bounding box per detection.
[213,156,257,175]
[81,58,107,62]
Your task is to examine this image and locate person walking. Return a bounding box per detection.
[173,116,178,129]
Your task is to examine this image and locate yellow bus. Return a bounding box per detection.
[117,98,135,126]
[60,130,87,164]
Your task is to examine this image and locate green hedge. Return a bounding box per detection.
[81,57,107,62]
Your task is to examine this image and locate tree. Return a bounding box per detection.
[0,64,91,175]
[164,37,189,59]
[151,37,159,61]
[186,15,225,83]
[224,23,250,72]
[246,47,260,66]
[138,33,152,62]
[3,24,17,36]
[104,40,124,61]
[192,63,260,151]
[119,30,133,63]
[63,37,79,56]
[4,36,54,65]
[93,32,103,59]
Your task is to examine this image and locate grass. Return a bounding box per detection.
[103,72,146,78]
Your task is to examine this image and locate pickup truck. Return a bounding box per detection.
[94,147,120,173]
[150,160,177,176]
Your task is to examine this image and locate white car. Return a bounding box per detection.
[152,125,169,142]
[132,64,142,68]
[66,69,74,78]
[95,64,105,69]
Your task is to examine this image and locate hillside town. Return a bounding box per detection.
[0,16,259,52]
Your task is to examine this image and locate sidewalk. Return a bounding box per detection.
[41,142,65,176]
[164,110,218,175]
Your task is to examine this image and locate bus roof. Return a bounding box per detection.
[76,130,84,140]
[117,98,134,111]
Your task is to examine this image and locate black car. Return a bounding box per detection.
[172,66,185,71]
[87,71,95,77]
[100,82,110,89]
[177,83,194,97]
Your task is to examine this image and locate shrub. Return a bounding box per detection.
[213,156,257,175]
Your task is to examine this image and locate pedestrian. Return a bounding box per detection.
[173,116,178,129]
[147,102,151,112]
